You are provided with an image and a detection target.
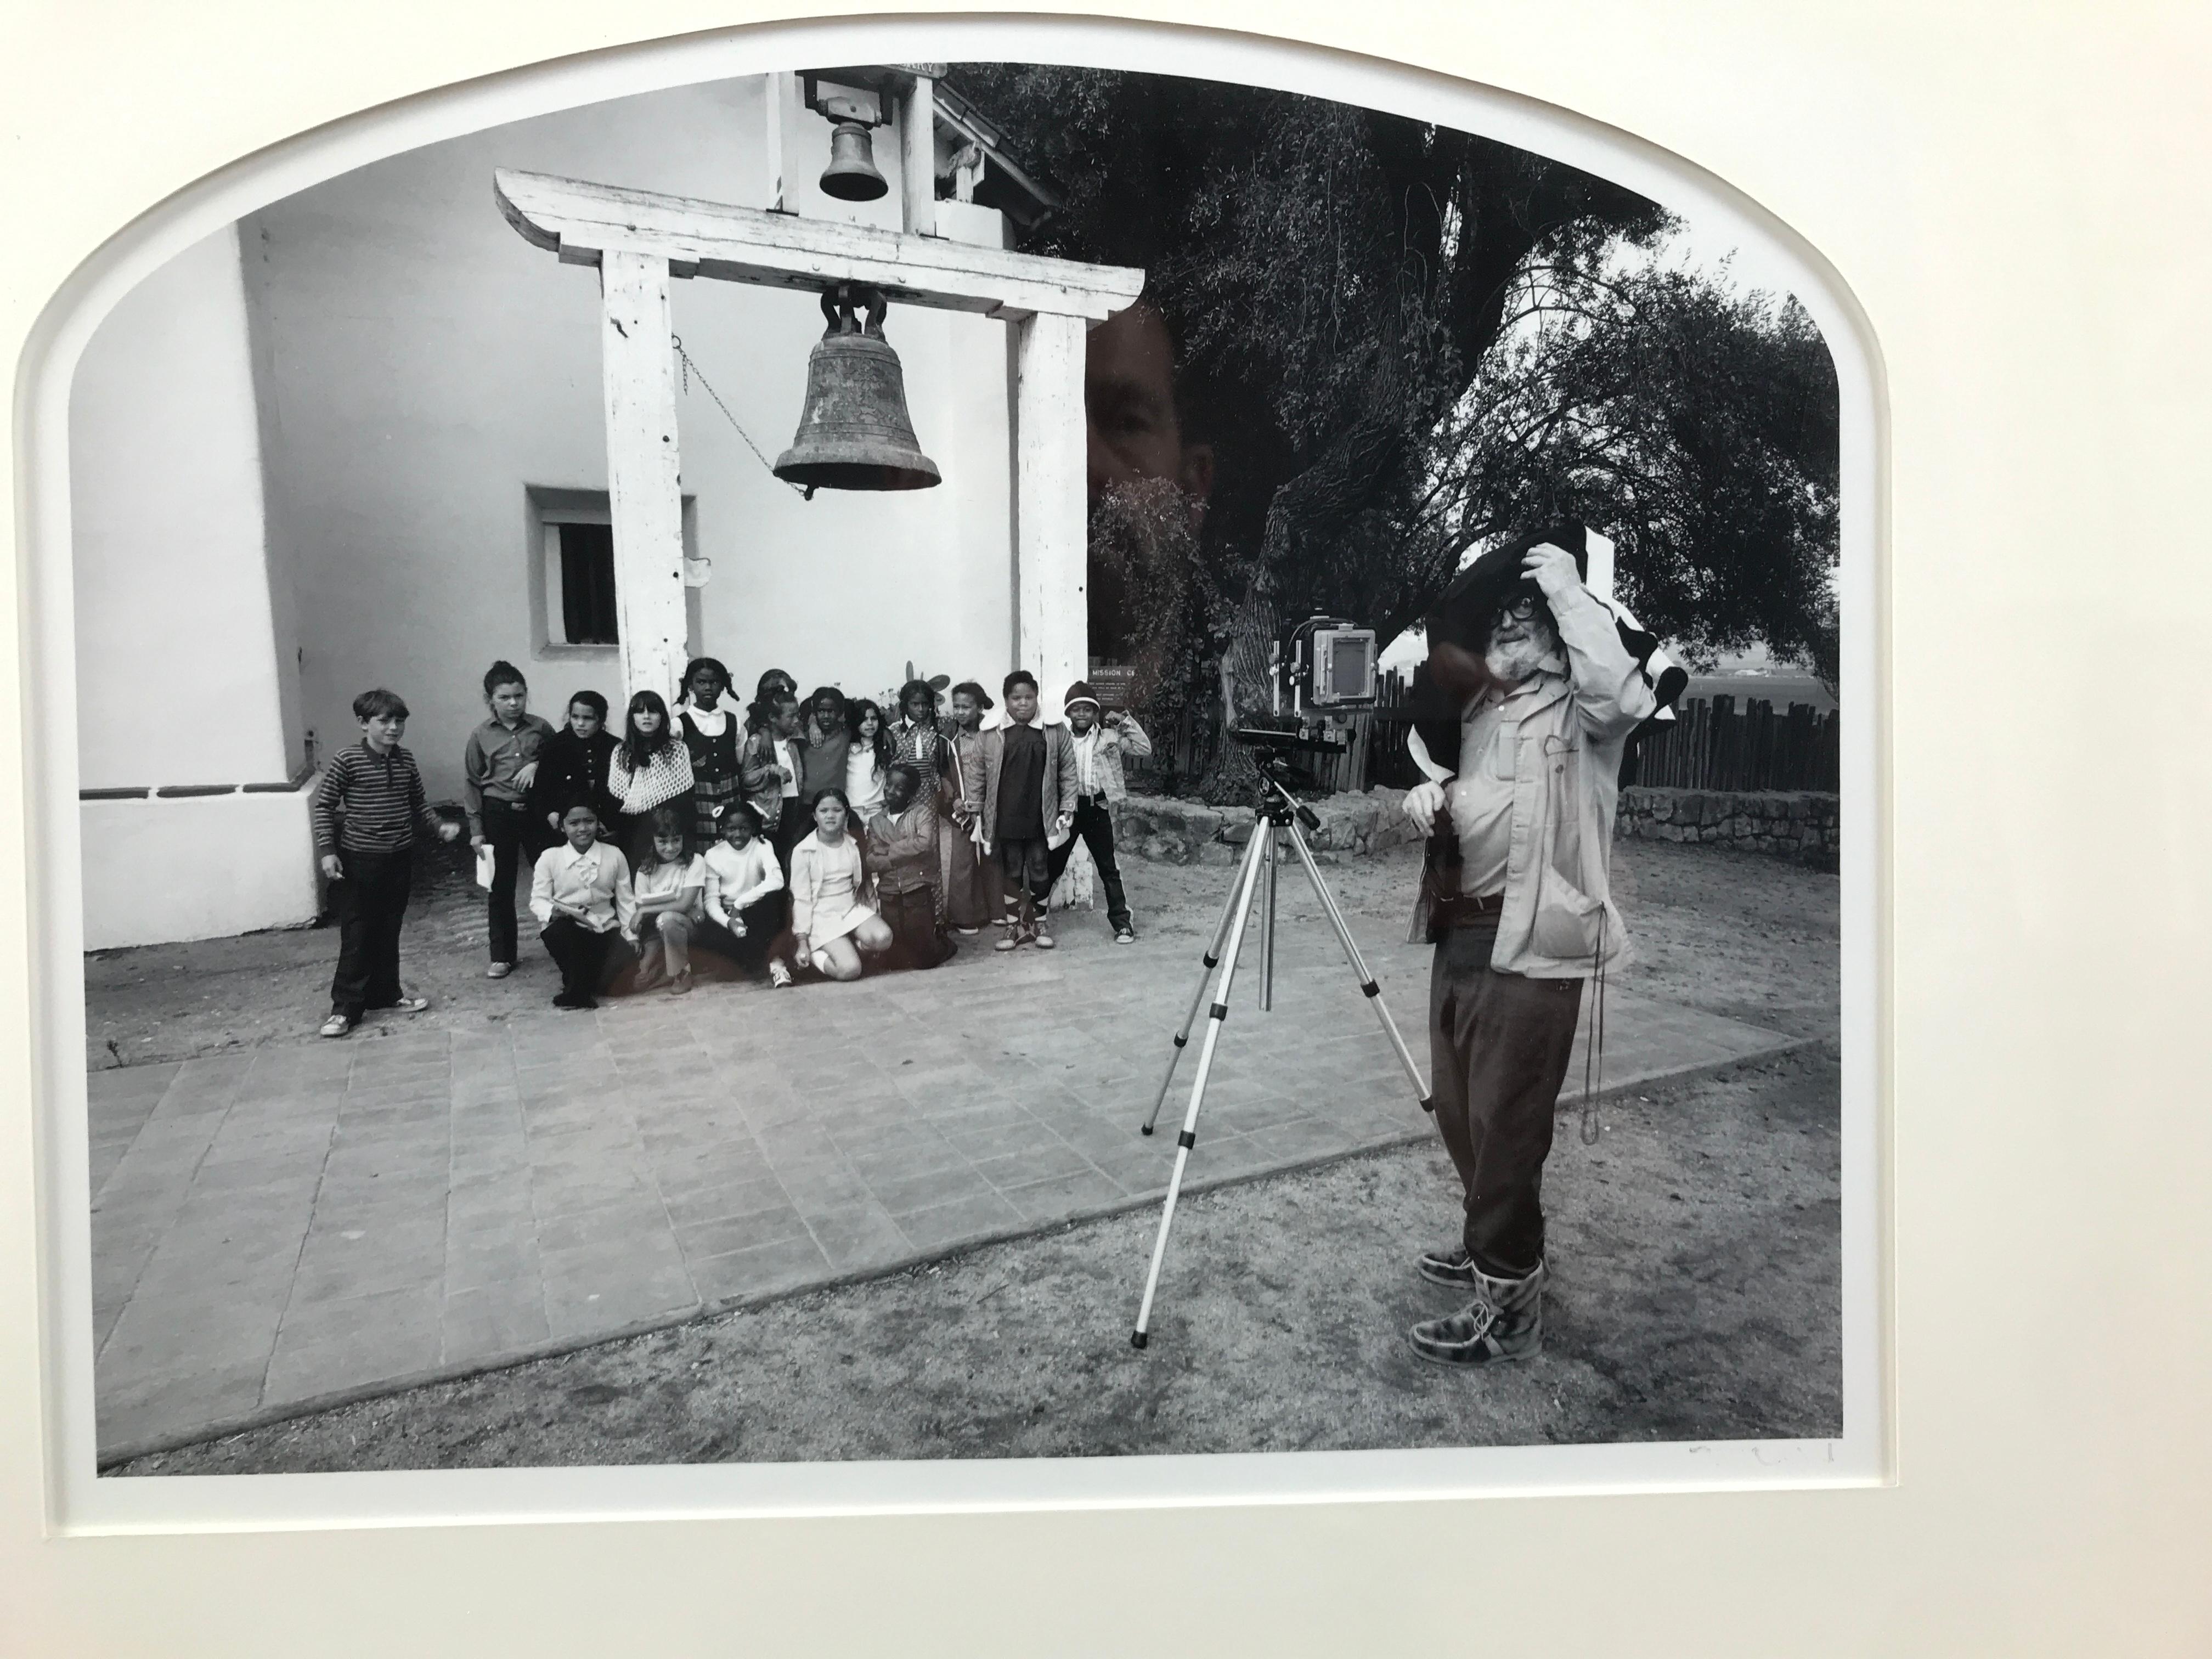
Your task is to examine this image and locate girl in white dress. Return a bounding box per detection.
[787,788,892,982]
[844,698,891,825]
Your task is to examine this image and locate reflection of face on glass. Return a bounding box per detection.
[1005,684,1040,725]
[1086,303,1212,505]
[567,701,602,738]
[563,808,599,849]
[814,795,847,838]
[721,812,754,848]
[1085,302,1215,701]
[885,769,918,814]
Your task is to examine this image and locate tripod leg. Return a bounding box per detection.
[1133,824,1269,1348]
[1260,825,1278,1012]
[1142,827,1268,1136]
[1282,819,1433,1113]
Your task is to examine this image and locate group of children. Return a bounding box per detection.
[309,656,1153,1034]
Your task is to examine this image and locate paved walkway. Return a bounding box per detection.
[89,910,1799,1457]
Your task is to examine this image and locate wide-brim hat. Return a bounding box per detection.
[1413,521,1688,755]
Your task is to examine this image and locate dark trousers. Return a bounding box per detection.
[540,917,625,1004]
[479,795,547,965]
[1046,795,1130,928]
[695,895,783,978]
[998,836,1052,916]
[879,884,950,970]
[329,845,414,1018]
[773,798,812,870]
[1427,918,1585,1278]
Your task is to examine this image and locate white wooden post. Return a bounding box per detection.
[898,75,935,238]
[761,72,788,211]
[1013,311,1089,715]
[598,249,689,704]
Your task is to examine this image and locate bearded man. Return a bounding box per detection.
[1398,528,1659,1367]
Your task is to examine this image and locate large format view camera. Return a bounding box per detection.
[1270,614,1378,717]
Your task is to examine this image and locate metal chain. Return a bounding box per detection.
[671,335,805,495]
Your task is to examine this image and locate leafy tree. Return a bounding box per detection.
[952,65,1838,785]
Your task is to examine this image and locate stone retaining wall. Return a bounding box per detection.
[1111,788,1423,866]
[1111,786,1839,870]
[1615,786,1838,866]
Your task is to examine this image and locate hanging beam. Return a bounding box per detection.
[496,168,1142,321]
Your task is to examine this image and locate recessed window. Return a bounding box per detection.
[527,486,696,656]
[552,521,618,645]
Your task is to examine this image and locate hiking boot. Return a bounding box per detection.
[1416,1243,1480,1289]
[1409,1260,1545,1367]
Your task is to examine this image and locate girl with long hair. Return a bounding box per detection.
[606,689,694,865]
[844,697,893,825]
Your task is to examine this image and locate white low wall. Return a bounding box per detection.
[81,786,320,951]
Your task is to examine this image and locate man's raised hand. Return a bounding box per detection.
[1522,541,1580,596]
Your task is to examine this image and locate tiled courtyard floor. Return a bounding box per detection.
[88,879,1802,1458]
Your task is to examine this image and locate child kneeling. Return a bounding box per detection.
[625,805,707,994]
[697,803,788,983]
[529,804,636,1009]
[867,763,953,970]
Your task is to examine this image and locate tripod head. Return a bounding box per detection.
[1228,725,1335,826]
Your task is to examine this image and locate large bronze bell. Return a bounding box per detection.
[775,287,942,496]
[819,120,888,202]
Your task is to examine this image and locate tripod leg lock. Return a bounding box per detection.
[1177,1129,1197,1150]
[1209,1002,1229,1022]
[1359,979,1380,998]
[1419,1096,1435,1114]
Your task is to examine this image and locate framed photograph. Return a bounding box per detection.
[15,3,2203,1655]
[24,12,1880,1536]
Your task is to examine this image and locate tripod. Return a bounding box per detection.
[1130,764,1431,1348]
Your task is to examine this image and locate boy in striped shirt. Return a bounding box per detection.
[312,689,462,1037]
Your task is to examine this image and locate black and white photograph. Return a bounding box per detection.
[60,52,1855,1485]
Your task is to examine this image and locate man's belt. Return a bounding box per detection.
[1433,890,1505,928]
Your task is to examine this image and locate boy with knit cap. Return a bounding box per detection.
[1049,680,1150,943]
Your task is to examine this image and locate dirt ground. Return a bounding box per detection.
[90,830,1842,1471]
[84,830,1840,1065]
[112,1039,1839,1471]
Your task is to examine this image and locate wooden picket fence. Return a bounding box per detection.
[1128,681,1837,798]
[1621,696,1839,793]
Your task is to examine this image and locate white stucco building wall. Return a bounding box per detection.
[71,74,1042,947]
[70,223,319,949]
[239,76,1018,806]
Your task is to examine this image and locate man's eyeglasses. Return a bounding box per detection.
[1498,591,1542,622]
